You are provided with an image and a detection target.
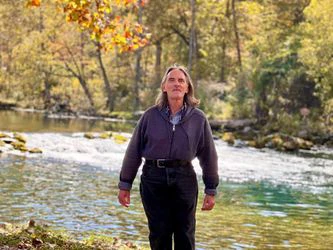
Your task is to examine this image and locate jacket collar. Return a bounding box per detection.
[157,104,194,124]
[165,103,187,118]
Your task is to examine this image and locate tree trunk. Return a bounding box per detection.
[133,0,143,110]
[154,40,162,88]
[79,34,95,113]
[231,0,242,71]
[39,8,51,109]
[96,44,114,111]
[220,0,231,82]
[43,74,51,110]
[62,37,96,113]
[188,0,197,79]
[78,75,95,110]
[134,49,142,110]
[255,90,269,125]
[271,78,279,122]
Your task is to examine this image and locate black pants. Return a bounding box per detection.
[140,164,198,250]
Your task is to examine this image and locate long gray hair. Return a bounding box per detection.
[155,65,200,108]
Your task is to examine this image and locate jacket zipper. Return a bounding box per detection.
[168,123,175,158]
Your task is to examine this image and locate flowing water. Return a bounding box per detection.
[0,110,333,249]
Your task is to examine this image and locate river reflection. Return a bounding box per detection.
[0,154,332,249]
[0,110,134,133]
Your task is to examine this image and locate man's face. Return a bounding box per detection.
[163,69,189,102]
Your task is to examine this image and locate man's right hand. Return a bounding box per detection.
[118,189,130,207]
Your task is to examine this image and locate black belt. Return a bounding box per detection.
[145,159,190,168]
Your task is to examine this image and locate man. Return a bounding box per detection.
[118,65,219,250]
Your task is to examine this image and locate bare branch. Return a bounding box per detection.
[169,26,189,45]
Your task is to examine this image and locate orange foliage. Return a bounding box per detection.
[26,0,150,52]
[26,0,41,7]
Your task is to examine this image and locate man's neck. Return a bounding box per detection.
[168,100,184,115]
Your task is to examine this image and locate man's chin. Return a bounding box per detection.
[169,96,185,101]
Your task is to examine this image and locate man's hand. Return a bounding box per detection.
[201,194,215,211]
[118,189,130,207]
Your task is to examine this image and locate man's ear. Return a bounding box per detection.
[162,84,166,92]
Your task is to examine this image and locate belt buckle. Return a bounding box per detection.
[156,159,166,168]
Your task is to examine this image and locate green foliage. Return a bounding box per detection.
[109,111,135,120]
[270,113,302,136]
[299,0,333,120]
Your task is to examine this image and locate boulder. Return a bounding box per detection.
[100,131,112,139]
[10,141,28,152]
[84,133,95,139]
[271,135,284,150]
[222,132,235,145]
[14,133,27,143]
[255,138,266,149]
[234,139,247,148]
[0,132,10,138]
[113,134,128,144]
[283,140,299,151]
[2,138,15,144]
[247,140,257,148]
[29,148,43,154]
[295,137,313,150]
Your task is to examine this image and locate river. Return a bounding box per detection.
[0,110,333,249]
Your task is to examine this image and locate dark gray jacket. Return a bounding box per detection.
[119,105,219,195]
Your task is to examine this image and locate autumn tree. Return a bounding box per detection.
[25,0,150,112]
[299,0,333,124]
[27,0,149,52]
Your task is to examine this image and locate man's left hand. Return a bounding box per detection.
[201,194,215,211]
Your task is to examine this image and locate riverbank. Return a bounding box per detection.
[214,118,333,151]
[0,101,16,110]
[1,107,332,152]
[0,220,147,250]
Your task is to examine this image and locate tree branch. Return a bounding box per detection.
[169,26,189,45]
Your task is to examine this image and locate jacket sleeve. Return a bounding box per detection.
[197,117,219,195]
[118,114,146,191]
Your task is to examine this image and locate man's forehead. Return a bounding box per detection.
[167,69,186,78]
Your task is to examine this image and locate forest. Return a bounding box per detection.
[0,0,332,142]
